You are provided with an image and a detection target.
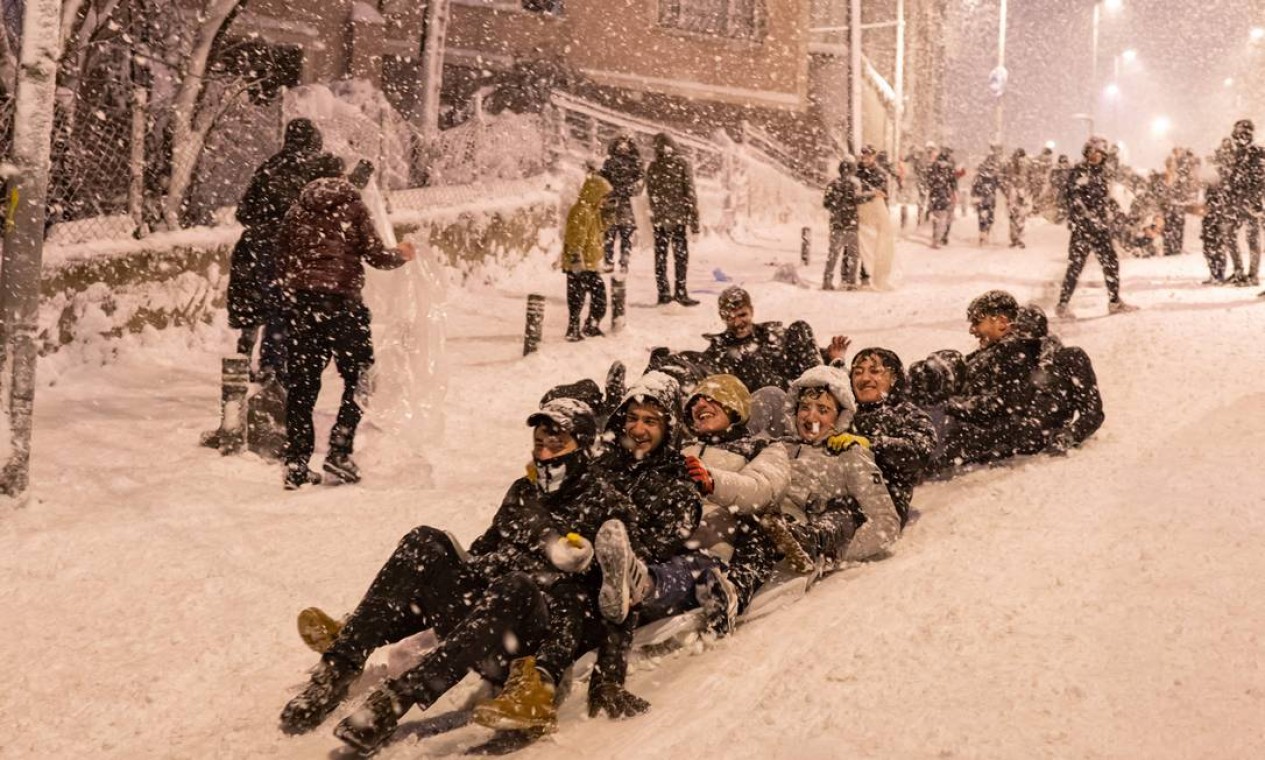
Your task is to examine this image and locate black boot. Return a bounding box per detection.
[674,291,700,306]
[603,361,626,417]
[582,319,604,338]
[284,463,323,491]
[565,318,583,342]
[656,292,674,305]
[279,655,362,734]
[333,686,409,755]
[323,453,361,484]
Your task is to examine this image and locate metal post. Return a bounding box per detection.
[0,0,61,498]
[850,0,863,153]
[894,0,905,166]
[1091,3,1100,133]
[418,0,449,138]
[217,356,249,454]
[610,275,627,333]
[801,227,812,265]
[523,293,545,356]
[995,0,1008,145]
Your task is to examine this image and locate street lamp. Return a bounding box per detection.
[1151,116,1171,139]
[1251,26,1264,44]
[1091,1,1124,133]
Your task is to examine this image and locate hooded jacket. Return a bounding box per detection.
[596,372,702,564]
[823,167,874,231]
[599,138,644,227]
[562,173,612,273]
[702,320,822,393]
[778,366,901,562]
[646,134,699,230]
[276,177,408,299]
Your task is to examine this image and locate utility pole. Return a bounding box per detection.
[418,0,451,137]
[894,0,905,163]
[0,0,61,498]
[995,0,1008,145]
[850,0,862,153]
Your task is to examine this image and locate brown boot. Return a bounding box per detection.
[472,657,558,732]
[297,607,344,654]
[760,514,816,575]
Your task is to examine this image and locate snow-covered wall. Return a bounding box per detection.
[39,178,560,363]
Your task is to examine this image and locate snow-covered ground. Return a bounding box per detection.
[4,212,1265,759]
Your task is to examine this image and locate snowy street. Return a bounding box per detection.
[4,216,1264,759]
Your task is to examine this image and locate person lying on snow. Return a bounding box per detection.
[278,397,643,752]
[470,372,704,733]
[760,365,902,573]
[1010,304,1105,455]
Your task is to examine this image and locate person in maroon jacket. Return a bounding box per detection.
[275,173,416,489]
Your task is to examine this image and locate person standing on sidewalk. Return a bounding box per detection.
[645,133,701,306]
[599,136,644,274]
[822,156,876,289]
[1055,137,1137,319]
[275,171,416,489]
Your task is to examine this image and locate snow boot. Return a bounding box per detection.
[472,656,558,732]
[603,361,626,418]
[675,292,700,306]
[565,318,583,342]
[760,514,816,575]
[656,293,674,305]
[333,686,408,755]
[695,566,740,638]
[595,519,649,623]
[1107,299,1138,315]
[323,453,361,484]
[284,463,323,491]
[298,607,345,654]
[582,319,604,338]
[279,655,362,734]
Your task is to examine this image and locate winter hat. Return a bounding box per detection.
[284,118,322,153]
[907,349,966,406]
[838,156,858,175]
[1014,305,1050,339]
[784,365,856,435]
[1083,136,1110,158]
[850,347,908,402]
[860,145,877,157]
[717,285,752,317]
[540,379,605,419]
[686,374,752,426]
[966,289,1019,322]
[607,371,685,451]
[527,397,598,450]
[1233,119,1255,144]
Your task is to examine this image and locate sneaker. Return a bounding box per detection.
[760,514,815,575]
[333,686,407,755]
[1054,303,1076,320]
[582,321,604,338]
[675,294,700,306]
[279,656,362,734]
[322,453,361,484]
[298,607,344,654]
[695,566,739,638]
[284,464,322,491]
[1107,299,1139,315]
[656,293,674,305]
[595,519,648,623]
[472,656,558,732]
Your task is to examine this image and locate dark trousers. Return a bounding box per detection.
[1059,228,1121,304]
[385,572,552,709]
[653,225,690,299]
[977,204,995,233]
[824,226,860,286]
[565,271,607,330]
[283,292,373,468]
[236,322,288,383]
[1162,210,1185,256]
[1220,216,1261,277]
[603,225,635,271]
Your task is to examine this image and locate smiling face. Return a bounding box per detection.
[969,313,1012,347]
[722,305,755,340]
[851,355,895,405]
[795,388,840,444]
[532,425,578,462]
[688,396,730,435]
[622,401,667,459]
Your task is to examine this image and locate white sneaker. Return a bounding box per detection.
[1055,303,1076,320]
[1107,300,1139,315]
[595,520,648,623]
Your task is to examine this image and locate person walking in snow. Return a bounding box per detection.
[927,148,959,248]
[562,171,612,341]
[1002,148,1031,248]
[227,118,338,383]
[1055,137,1136,319]
[1048,154,1073,224]
[1220,119,1265,286]
[822,156,877,289]
[1200,176,1230,284]
[274,170,416,490]
[971,154,1001,244]
[645,133,701,306]
[599,135,644,274]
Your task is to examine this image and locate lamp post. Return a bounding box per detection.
[1090,0,1124,136]
[995,0,1008,145]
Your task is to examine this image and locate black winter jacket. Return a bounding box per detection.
[646,135,699,230]
[824,175,873,230]
[852,399,936,526]
[702,322,822,393]
[1066,161,1118,237]
[946,335,1040,428]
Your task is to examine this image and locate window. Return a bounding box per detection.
[659,0,765,40]
[521,0,564,13]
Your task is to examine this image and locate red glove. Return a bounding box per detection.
[685,455,713,495]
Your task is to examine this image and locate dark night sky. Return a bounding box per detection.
[944,0,1263,169]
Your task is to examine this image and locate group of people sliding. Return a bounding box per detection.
[277,284,1104,755]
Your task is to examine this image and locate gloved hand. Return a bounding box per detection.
[826,432,872,453]
[545,531,594,573]
[684,455,714,495]
[588,682,651,719]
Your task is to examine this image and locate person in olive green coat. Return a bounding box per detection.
[562,172,612,341]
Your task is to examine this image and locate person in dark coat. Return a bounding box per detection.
[1002,148,1030,248]
[599,135,644,274]
[937,290,1041,470]
[1219,119,1265,285]
[1056,137,1136,319]
[227,118,337,381]
[700,286,822,393]
[822,156,877,289]
[927,149,959,248]
[971,155,1001,244]
[1049,155,1072,224]
[1011,305,1104,455]
[1200,177,1230,284]
[646,133,701,306]
[274,175,415,489]
[826,347,936,526]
